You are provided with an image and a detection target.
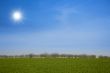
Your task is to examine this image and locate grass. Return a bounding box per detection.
[0,58,110,73]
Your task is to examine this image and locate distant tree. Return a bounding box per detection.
[73,55,79,58]
[78,54,96,59]
[78,54,88,58]
[50,53,59,58]
[66,54,74,58]
[28,54,34,58]
[89,55,96,58]
[40,53,49,57]
[60,54,67,58]
[99,55,110,59]
[0,55,8,58]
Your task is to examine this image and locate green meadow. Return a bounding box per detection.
[0,58,110,73]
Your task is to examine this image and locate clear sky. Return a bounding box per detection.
[0,0,110,56]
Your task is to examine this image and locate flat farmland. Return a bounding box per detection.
[0,58,110,73]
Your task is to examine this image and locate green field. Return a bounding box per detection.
[0,58,110,73]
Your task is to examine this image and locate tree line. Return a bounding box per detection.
[0,53,110,59]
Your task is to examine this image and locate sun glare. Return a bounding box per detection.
[12,11,22,22]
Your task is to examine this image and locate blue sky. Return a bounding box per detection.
[0,0,110,56]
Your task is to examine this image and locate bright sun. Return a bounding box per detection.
[12,11,22,21]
